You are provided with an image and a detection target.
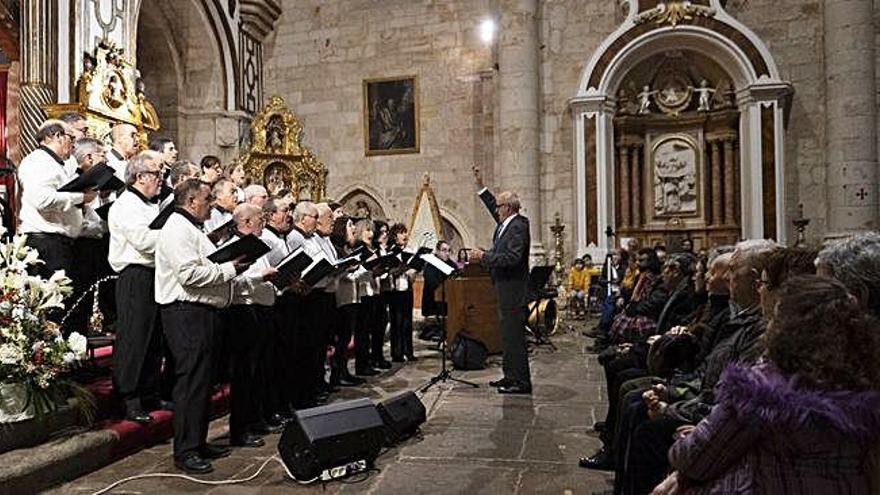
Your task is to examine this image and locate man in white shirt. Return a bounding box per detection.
[107,150,164,424]
[66,137,114,335]
[148,136,178,168]
[204,178,239,235]
[155,178,251,474]
[106,123,139,181]
[223,203,280,448]
[58,112,91,174]
[18,120,96,285]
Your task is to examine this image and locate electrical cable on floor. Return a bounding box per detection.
[89,455,318,495]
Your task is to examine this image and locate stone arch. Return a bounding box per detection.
[437,209,473,256]
[134,0,240,161]
[337,184,390,221]
[570,0,792,257]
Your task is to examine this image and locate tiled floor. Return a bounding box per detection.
[47,317,613,494]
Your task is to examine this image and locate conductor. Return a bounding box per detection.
[468,166,532,394]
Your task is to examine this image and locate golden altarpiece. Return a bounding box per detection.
[44,40,160,145]
[612,50,742,250]
[237,96,327,201]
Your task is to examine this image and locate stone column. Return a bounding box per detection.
[631,144,642,228]
[723,138,737,226]
[710,139,723,225]
[824,0,878,233]
[498,0,543,256]
[18,0,57,156]
[619,145,631,228]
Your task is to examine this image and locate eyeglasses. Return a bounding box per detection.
[139,170,162,179]
[305,214,319,219]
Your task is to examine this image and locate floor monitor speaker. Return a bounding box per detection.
[278,398,385,481]
[377,391,426,445]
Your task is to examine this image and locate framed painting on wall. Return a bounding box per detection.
[363,76,419,156]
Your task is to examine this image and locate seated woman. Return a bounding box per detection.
[660,275,880,494]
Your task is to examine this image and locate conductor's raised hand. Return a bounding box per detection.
[472,164,484,189]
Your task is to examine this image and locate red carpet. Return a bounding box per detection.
[82,346,231,461]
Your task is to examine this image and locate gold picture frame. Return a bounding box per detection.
[363,75,420,156]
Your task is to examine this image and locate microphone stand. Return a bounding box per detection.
[419,268,479,393]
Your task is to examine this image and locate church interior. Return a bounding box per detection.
[0,0,879,493]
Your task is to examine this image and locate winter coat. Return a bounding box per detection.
[670,364,880,494]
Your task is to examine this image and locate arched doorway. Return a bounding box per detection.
[570,1,792,256]
[135,0,238,161]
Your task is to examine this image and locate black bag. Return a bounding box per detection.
[450,333,487,370]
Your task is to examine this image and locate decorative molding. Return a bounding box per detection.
[239,0,281,41]
[634,2,715,27]
[239,31,262,114]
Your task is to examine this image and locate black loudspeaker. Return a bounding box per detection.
[278,398,385,481]
[377,391,426,445]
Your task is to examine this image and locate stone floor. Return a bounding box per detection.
[47,318,613,494]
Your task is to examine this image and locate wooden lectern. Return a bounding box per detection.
[443,263,501,354]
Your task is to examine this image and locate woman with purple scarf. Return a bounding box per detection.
[654,275,880,494]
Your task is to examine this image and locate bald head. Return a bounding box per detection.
[110,123,139,159]
[233,203,264,236]
[707,252,732,295]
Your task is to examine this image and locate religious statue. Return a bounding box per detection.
[694,79,716,112]
[266,114,285,152]
[637,85,656,115]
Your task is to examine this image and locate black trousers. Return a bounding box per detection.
[333,303,358,380]
[227,305,272,439]
[161,302,218,460]
[112,265,162,411]
[623,415,686,495]
[355,298,375,370]
[25,233,74,324]
[495,280,531,387]
[388,290,413,360]
[274,293,315,414]
[314,292,336,387]
[369,293,389,361]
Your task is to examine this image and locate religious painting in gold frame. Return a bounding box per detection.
[237,96,327,201]
[363,76,419,156]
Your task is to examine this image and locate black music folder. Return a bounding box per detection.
[207,234,270,265]
[363,252,401,272]
[300,256,335,287]
[148,202,176,230]
[207,218,236,245]
[58,163,124,193]
[271,247,314,289]
[95,202,113,221]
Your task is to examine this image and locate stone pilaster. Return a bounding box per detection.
[498,0,543,259]
[824,0,878,233]
[18,0,57,157]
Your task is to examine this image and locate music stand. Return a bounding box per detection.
[419,263,479,393]
[525,266,557,351]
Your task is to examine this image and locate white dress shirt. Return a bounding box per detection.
[154,211,237,307]
[204,206,233,234]
[261,226,290,268]
[107,188,160,272]
[219,233,276,307]
[17,147,84,238]
[106,148,128,182]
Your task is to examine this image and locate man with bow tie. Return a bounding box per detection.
[468,166,533,394]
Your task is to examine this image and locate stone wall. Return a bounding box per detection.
[261,0,869,254]
[264,0,498,248]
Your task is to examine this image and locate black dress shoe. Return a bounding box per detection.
[391,356,405,363]
[338,375,366,386]
[355,367,380,376]
[405,355,418,362]
[231,434,266,448]
[200,443,231,459]
[489,377,514,388]
[265,413,286,428]
[498,384,532,394]
[175,454,213,474]
[592,421,606,433]
[578,448,614,471]
[251,422,283,435]
[125,410,152,424]
[372,358,393,369]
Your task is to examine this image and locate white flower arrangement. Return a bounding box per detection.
[0,226,94,421]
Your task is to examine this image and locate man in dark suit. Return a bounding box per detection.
[468,166,532,394]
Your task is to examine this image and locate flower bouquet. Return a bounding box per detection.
[0,229,94,423]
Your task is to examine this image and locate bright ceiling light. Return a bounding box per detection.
[479,19,496,44]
